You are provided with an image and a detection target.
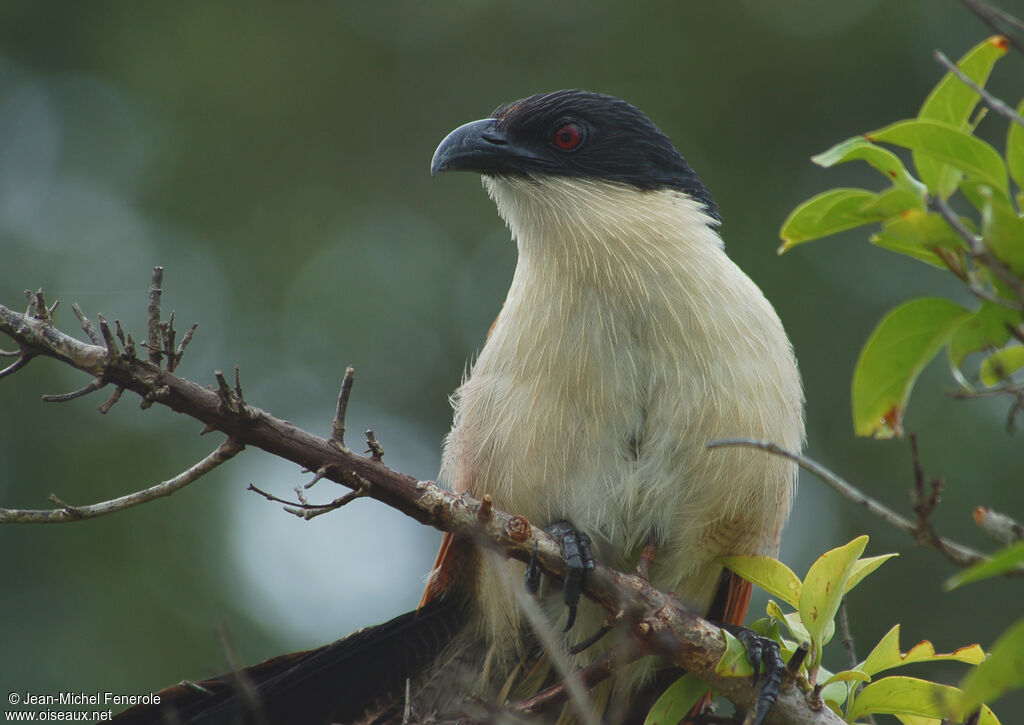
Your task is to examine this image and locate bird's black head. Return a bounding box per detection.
[431,89,718,222]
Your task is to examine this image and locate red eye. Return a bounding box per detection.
[553,123,583,150]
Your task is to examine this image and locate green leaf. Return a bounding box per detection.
[870,232,948,268]
[869,208,965,267]
[799,536,868,664]
[894,716,942,725]
[765,599,811,645]
[845,553,899,593]
[956,618,1024,719]
[717,629,755,678]
[919,37,1008,126]
[860,624,986,678]
[821,679,854,714]
[778,188,880,250]
[858,187,927,217]
[916,36,1009,197]
[823,669,871,686]
[949,302,1022,368]
[979,346,1024,386]
[813,136,927,195]
[718,555,801,609]
[848,676,959,719]
[853,297,971,438]
[644,672,709,725]
[945,539,1024,589]
[868,119,1008,196]
[981,187,1024,275]
[1008,99,1024,198]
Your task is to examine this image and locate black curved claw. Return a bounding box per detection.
[525,542,541,595]
[730,626,784,725]
[546,520,596,632]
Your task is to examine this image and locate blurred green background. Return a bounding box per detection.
[1,1,1022,719]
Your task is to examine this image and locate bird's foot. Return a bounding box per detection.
[522,520,595,631]
[720,625,784,725]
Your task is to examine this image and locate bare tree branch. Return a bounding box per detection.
[708,438,995,570]
[0,283,843,725]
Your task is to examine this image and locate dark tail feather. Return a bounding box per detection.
[114,598,465,725]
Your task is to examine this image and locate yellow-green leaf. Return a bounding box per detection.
[859,188,927,218]
[823,669,871,687]
[766,599,810,645]
[979,346,1024,386]
[956,618,1024,719]
[946,539,1024,589]
[848,676,959,719]
[778,188,880,250]
[812,136,926,195]
[860,624,986,677]
[919,36,1008,126]
[949,302,1022,368]
[868,120,1008,196]
[853,297,971,438]
[915,36,1008,197]
[718,554,801,609]
[717,629,755,678]
[870,232,948,268]
[845,553,899,593]
[644,672,709,725]
[981,187,1024,275]
[799,536,868,661]
[895,716,942,725]
[1008,99,1024,199]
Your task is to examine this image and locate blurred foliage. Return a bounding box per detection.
[1,0,1022,720]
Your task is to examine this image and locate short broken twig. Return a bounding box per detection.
[330,366,356,450]
[72,303,102,345]
[365,428,384,461]
[147,266,164,365]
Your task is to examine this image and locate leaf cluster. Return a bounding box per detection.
[648,537,1011,724]
[780,36,1024,439]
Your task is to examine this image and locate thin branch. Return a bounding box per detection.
[247,482,367,520]
[41,376,106,403]
[929,194,1024,309]
[933,49,1024,128]
[707,439,990,568]
[837,600,858,670]
[973,506,1024,545]
[0,349,32,379]
[0,438,244,523]
[511,645,631,716]
[960,0,1024,55]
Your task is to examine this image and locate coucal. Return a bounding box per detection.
[115,89,804,725]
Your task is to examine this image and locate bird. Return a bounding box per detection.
[114,89,804,725]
